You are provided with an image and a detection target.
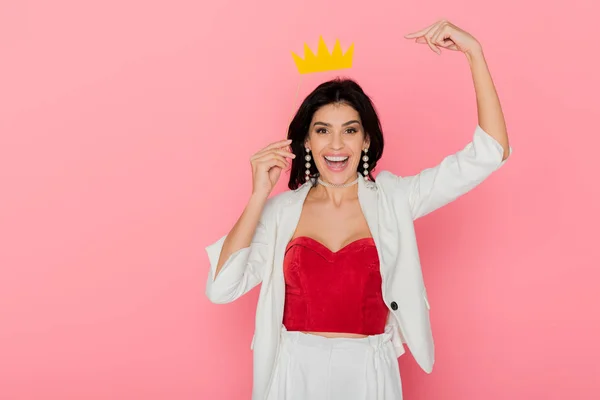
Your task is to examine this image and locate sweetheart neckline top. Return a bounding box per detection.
[282,234,388,336]
[286,236,375,255]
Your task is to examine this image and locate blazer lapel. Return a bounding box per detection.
[358,174,399,287]
[267,181,312,326]
[357,174,381,260]
[278,181,312,244]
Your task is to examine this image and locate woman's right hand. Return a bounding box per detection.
[250,139,296,198]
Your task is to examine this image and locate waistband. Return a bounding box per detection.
[279,324,393,351]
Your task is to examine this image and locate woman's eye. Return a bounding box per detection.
[345,128,357,134]
[316,128,327,134]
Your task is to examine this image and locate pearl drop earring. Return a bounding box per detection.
[362,148,369,180]
[305,147,312,181]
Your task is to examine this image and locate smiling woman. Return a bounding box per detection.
[205,20,511,400]
[287,79,384,188]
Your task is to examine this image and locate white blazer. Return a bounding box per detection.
[205,125,511,400]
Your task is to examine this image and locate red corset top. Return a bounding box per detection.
[282,236,389,336]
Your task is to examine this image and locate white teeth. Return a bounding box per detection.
[324,156,349,162]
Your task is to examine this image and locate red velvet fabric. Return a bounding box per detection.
[282,236,389,336]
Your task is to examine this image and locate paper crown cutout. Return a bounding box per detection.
[292,37,354,74]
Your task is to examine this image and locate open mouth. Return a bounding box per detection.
[324,155,349,171]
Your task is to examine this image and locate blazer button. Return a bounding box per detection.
[390,301,398,311]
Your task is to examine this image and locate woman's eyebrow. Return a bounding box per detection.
[312,120,361,127]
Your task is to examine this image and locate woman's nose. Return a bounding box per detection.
[330,134,344,149]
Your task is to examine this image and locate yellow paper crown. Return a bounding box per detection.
[292,37,354,74]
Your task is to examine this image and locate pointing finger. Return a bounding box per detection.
[404,23,436,39]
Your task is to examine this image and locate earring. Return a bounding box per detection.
[305,147,312,181]
[362,148,369,180]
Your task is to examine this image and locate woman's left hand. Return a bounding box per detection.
[404,20,482,56]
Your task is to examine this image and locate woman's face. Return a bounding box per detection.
[305,102,369,186]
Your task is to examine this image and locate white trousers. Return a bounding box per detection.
[266,326,403,400]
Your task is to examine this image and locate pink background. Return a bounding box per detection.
[1,0,598,399]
